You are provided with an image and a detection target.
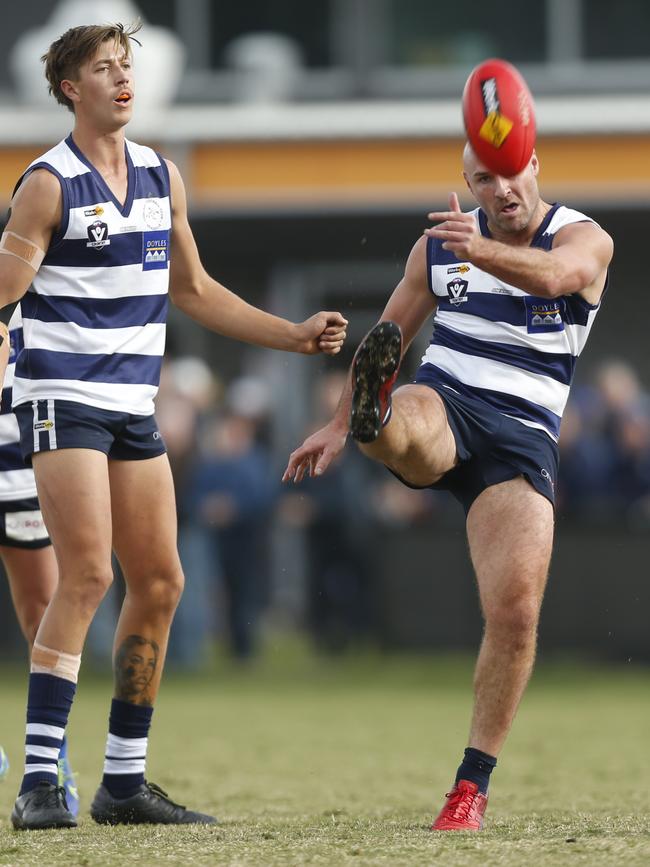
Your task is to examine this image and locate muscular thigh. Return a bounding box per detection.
[386,384,458,485]
[108,454,181,582]
[466,476,554,616]
[32,448,113,574]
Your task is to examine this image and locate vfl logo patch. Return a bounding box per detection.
[33,420,54,431]
[86,220,111,249]
[524,296,564,333]
[447,277,469,306]
[143,231,169,271]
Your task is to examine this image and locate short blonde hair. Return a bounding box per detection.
[41,21,142,112]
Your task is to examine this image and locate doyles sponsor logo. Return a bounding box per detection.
[86,220,111,249]
[142,230,169,271]
[447,264,470,275]
[447,277,469,306]
[524,296,564,333]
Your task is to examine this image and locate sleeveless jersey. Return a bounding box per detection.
[0,308,37,500]
[422,204,603,442]
[12,135,171,416]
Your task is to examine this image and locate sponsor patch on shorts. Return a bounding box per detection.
[5,509,48,542]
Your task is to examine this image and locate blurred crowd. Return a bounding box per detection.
[81,355,650,665]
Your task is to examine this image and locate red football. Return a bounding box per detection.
[462,58,536,177]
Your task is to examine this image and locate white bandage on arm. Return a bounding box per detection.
[0,230,45,271]
[31,642,82,684]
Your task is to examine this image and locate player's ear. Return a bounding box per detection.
[462,171,473,195]
[60,79,80,104]
[530,151,539,177]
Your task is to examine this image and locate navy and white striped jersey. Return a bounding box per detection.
[0,308,37,500]
[12,135,171,416]
[422,204,603,442]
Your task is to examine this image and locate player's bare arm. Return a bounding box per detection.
[165,160,347,355]
[282,234,437,483]
[0,169,61,389]
[426,192,613,304]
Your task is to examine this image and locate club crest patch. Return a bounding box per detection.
[86,220,110,249]
[524,296,564,333]
[447,277,469,305]
[143,198,164,229]
[142,231,169,270]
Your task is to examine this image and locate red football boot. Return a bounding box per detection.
[430,780,488,831]
[350,321,402,444]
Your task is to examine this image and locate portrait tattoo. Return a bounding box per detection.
[114,634,159,706]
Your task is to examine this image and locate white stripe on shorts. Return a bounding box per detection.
[32,400,38,453]
[47,399,57,449]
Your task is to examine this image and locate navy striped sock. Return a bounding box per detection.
[455,747,497,795]
[102,699,154,799]
[20,673,76,795]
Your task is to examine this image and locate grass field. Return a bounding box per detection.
[0,645,648,866]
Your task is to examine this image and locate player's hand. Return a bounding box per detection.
[424,192,484,260]
[282,421,348,483]
[295,312,348,355]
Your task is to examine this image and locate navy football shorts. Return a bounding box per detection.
[14,399,167,465]
[0,495,51,549]
[392,368,559,515]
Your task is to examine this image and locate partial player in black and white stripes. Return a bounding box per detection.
[0,308,78,815]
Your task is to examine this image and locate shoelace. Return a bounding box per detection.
[31,783,69,810]
[145,781,186,810]
[444,788,476,822]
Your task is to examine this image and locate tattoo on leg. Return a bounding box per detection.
[114,634,159,705]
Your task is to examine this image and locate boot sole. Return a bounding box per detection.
[350,321,402,443]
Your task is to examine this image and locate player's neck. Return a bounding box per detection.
[70,123,127,177]
[488,200,552,247]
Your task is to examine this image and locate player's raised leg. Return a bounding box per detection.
[432,476,553,830]
[90,453,215,825]
[11,449,113,830]
[350,322,458,485]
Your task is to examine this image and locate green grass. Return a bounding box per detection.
[0,644,648,866]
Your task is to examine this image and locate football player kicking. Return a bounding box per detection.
[284,144,612,830]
